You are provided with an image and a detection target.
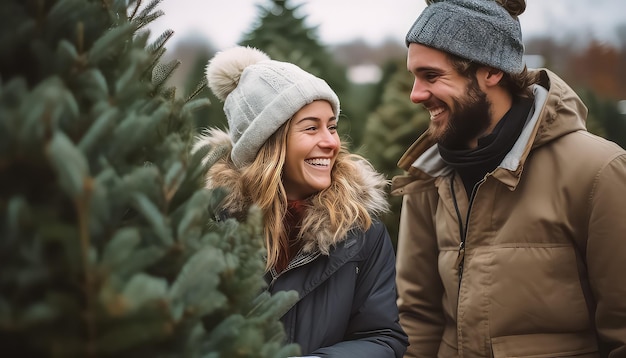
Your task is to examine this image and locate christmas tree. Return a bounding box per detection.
[358,59,430,245]
[237,0,373,147]
[0,0,299,356]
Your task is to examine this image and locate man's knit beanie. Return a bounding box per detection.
[205,46,340,168]
[406,0,525,74]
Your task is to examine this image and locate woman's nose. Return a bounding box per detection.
[319,129,339,149]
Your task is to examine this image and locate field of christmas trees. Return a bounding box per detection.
[2,0,625,356]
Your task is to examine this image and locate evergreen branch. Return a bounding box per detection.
[108,113,157,161]
[76,68,109,102]
[160,85,176,100]
[174,190,213,243]
[149,45,167,65]
[128,0,142,21]
[88,23,135,64]
[184,77,208,103]
[164,160,185,202]
[78,106,118,154]
[146,29,174,56]
[101,227,141,269]
[127,0,165,31]
[181,98,211,119]
[194,142,230,170]
[131,193,174,246]
[246,291,271,318]
[135,11,164,31]
[152,59,180,91]
[46,131,89,197]
[143,30,173,78]
[137,0,163,21]
[143,47,166,82]
[168,246,227,321]
[58,40,79,62]
[115,62,140,98]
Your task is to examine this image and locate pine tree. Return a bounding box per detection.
[238,0,370,147]
[240,0,347,93]
[177,44,227,134]
[578,88,626,149]
[358,59,430,245]
[0,0,299,357]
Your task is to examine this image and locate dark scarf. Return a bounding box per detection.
[276,199,307,272]
[438,96,534,198]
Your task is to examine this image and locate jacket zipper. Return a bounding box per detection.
[266,252,320,291]
[450,171,490,356]
[450,173,482,285]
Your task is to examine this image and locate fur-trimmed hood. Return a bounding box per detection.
[193,128,390,254]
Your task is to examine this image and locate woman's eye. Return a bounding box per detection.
[328,125,338,132]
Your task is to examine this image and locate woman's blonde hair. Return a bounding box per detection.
[239,118,375,271]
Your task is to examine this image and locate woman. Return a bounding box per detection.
[194,46,408,357]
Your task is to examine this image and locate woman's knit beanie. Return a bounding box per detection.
[206,46,340,168]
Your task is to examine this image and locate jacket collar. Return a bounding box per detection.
[393,69,587,192]
[266,229,364,295]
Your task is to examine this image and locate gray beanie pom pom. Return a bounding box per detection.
[206,46,271,101]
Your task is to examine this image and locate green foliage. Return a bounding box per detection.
[578,88,626,149]
[358,59,430,245]
[180,48,229,132]
[338,82,378,146]
[240,0,347,93]
[0,0,299,357]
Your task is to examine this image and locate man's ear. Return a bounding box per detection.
[483,67,504,86]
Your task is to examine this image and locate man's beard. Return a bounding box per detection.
[432,79,492,150]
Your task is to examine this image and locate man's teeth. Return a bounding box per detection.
[305,158,330,166]
[429,107,445,118]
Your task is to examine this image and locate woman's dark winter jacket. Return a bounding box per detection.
[194,129,408,357]
[268,221,406,357]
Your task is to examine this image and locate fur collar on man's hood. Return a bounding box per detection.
[193,128,390,254]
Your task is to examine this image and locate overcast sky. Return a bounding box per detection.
[147,0,624,49]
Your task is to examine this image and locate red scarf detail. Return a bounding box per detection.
[276,200,306,272]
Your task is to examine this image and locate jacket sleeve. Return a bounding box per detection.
[395,186,445,357]
[587,153,626,356]
[311,221,409,358]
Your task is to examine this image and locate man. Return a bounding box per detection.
[392,0,626,357]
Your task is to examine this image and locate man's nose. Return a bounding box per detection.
[410,80,430,104]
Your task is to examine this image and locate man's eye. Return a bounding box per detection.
[425,72,438,81]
